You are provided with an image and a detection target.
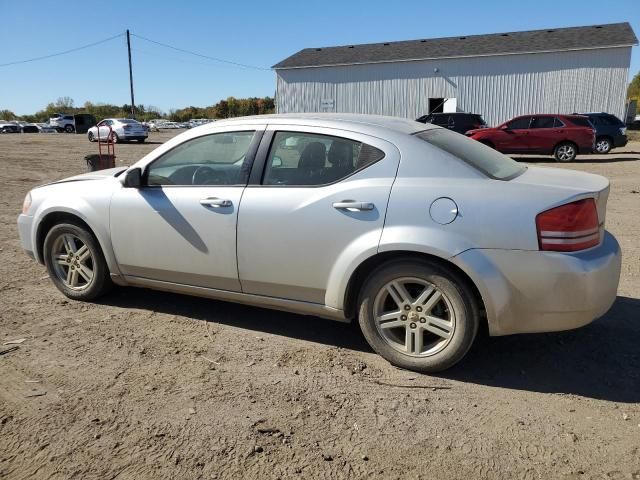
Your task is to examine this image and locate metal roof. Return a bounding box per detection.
[272,22,638,69]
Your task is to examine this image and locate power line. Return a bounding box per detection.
[130,32,270,71]
[0,33,125,67]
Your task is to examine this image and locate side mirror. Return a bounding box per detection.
[123,167,142,188]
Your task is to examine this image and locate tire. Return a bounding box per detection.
[595,137,612,154]
[43,223,112,301]
[87,131,94,142]
[357,260,479,373]
[553,141,577,162]
[137,138,145,143]
[110,132,119,144]
[64,124,75,133]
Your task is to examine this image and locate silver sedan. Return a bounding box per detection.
[17,114,621,372]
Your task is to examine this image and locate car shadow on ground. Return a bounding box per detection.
[99,291,639,402]
[448,295,640,403]
[513,156,639,164]
[122,141,164,145]
[101,287,370,352]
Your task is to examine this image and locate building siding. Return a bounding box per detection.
[275,47,631,125]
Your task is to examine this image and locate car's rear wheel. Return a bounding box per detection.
[88,131,95,142]
[64,124,75,133]
[554,142,577,162]
[110,132,119,143]
[595,137,612,154]
[43,223,112,301]
[357,260,479,372]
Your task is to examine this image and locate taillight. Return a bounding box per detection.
[536,199,600,252]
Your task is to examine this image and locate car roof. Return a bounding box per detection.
[197,113,433,136]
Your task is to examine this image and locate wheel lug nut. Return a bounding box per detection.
[401,315,407,321]
[420,318,426,323]
[410,323,417,329]
[404,305,411,311]
[416,306,422,312]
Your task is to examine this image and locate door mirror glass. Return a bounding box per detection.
[123,167,142,188]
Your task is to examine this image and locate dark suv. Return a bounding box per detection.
[576,113,627,154]
[416,112,487,135]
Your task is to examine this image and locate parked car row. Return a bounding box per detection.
[416,111,628,161]
[0,120,59,134]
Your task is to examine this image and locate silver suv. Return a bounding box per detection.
[49,114,75,133]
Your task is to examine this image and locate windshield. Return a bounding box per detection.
[415,128,526,180]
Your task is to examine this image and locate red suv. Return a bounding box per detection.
[465,114,595,162]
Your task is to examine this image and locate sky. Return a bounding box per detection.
[1,0,639,115]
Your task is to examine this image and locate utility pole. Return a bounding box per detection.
[126,29,136,119]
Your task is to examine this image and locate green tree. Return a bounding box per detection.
[0,109,18,120]
[628,71,640,102]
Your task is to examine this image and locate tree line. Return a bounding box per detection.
[0,96,275,123]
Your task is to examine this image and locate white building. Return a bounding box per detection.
[273,23,637,125]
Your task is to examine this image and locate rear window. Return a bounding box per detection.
[415,129,526,180]
[568,116,592,127]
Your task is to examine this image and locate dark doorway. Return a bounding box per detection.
[428,98,445,114]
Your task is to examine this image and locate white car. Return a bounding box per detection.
[36,123,59,134]
[87,118,148,143]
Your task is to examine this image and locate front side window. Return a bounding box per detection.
[146,131,255,186]
[507,117,532,130]
[263,132,385,186]
[416,128,526,180]
[530,117,555,129]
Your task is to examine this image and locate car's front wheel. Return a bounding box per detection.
[88,131,95,142]
[358,260,479,373]
[595,137,612,154]
[43,223,112,300]
[554,142,577,162]
[64,124,75,133]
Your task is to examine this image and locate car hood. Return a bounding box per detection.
[43,167,128,187]
[466,127,499,135]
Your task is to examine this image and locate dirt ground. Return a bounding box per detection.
[1,130,639,480]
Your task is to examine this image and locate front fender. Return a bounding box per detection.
[30,183,120,276]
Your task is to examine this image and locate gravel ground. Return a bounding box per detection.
[1,130,639,479]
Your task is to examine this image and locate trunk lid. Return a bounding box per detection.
[511,165,610,230]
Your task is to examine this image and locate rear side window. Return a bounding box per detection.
[530,117,555,129]
[263,131,385,186]
[599,115,623,126]
[415,129,526,180]
[568,116,592,127]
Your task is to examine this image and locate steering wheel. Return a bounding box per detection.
[192,165,226,185]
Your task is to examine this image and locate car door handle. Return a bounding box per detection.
[200,197,232,208]
[333,201,375,211]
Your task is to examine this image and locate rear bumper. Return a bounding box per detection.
[613,135,628,148]
[452,231,621,336]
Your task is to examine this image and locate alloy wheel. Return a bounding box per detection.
[50,233,94,290]
[373,277,456,357]
[595,139,611,154]
[556,144,575,161]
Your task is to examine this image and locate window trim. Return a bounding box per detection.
[248,130,386,188]
[142,129,263,188]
